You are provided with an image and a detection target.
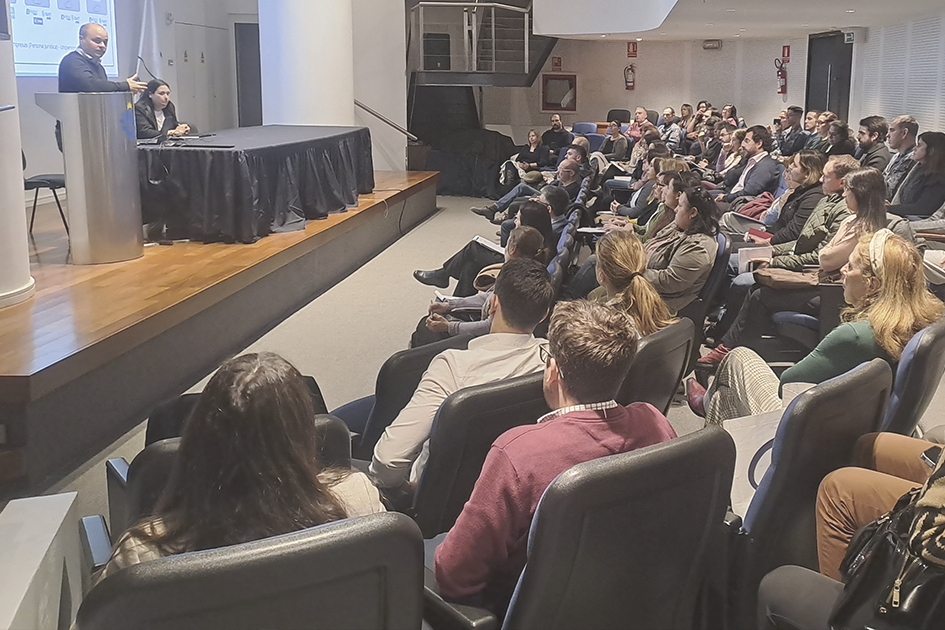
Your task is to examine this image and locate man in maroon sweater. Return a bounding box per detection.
[433,300,677,614]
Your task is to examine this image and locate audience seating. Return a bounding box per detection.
[106,415,353,536]
[145,375,327,446]
[23,150,68,235]
[571,122,597,134]
[585,133,605,153]
[880,317,945,435]
[616,317,695,415]
[679,232,732,371]
[76,512,424,630]
[409,372,548,538]
[606,109,632,123]
[726,359,892,628]
[760,282,845,363]
[422,426,737,630]
[336,335,474,460]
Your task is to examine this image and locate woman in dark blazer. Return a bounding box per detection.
[135,79,190,140]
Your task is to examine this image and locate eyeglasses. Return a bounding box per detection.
[539,344,552,364]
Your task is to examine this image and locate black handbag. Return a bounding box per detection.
[829,488,945,630]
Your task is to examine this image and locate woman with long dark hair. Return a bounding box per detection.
[94,353,384,582]
[825,120,856,157]
[135,79,190,140]
[888,131,945,218]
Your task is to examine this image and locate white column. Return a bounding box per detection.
[0,36,35,309]
[258,0,355,126]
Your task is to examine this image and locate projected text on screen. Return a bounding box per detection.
[10,0,119,77]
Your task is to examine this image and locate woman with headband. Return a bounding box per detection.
[689,230,942,424]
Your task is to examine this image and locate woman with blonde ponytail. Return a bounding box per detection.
[691,230,943,424]
[590,230,675,336]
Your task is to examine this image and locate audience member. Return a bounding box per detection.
[825,120,857,157]
[802,109,821,148]
[135,79,190,140]
[775,106,808,158]
[609,147,669,218]
[678,103,695,130]
[371,258,554,490]
[416,194,564,295]
[414,226,551,346]
[624,106,650,142]
[514,129,551,186]
[715,126,781,204]
[598,120,629,162]
[93,352,385,584]
[720,104,741,128]
[632,170,701,242]
[589,231,676,336]
[714,127,748,185]
[759,436,945,630]
[808,110,838,152]
[888,131,945,218]
[498,182,569,246]
[659,107,683,152]
[692,231,941,424]
[685,100,713,136]
[541,113,573,157]
[884,114,919,199]
[705,164,885,367]
[856,115,891,170]
[432,299,676,615]
[471,158,580,223]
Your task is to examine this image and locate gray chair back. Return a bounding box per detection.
[75,512,423,630]
[733,359,892,628]
[502,427,736,630]
[354,334,473,459]
[882,318,945,435]
[617,317,694,415]
[411,372,549,538]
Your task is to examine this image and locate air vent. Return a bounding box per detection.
[703,40,722,50]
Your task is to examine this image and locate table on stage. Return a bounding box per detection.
[138,125,375,243]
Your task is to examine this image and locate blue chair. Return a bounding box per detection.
[773,163,789,197]
[726,359,892,629]
[571,122,597,134]
[586,133,606,153]
[880,317,945,435]
[620,123,629,134]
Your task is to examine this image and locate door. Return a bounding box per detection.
[234,23,263,127]
[806,31,853,121]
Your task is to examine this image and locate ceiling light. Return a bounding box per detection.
[636,37,643,41]
[846,9,855,12]
[660,32,666,35]
[802,23,810,27]
[726,8,736,11]
[601,34,606,37]
[739,28,746,31]
[707,23,714,26]
[735,34,740,37]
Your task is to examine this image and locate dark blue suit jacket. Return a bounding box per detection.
[58,50,129,93]
[722,155,781,203]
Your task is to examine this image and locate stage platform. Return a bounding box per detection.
[0,170,439,500]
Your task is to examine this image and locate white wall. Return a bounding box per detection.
[849,10,945,133]
[482,37,808,144]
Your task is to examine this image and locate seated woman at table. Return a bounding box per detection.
[92,352,384,585]
[135,79,191,140]
[689,231,942,425]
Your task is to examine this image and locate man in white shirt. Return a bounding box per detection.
[370,258,554,490]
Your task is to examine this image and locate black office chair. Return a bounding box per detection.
[145,375,328,446]
[76,512,424,630]
[605,108,632,124]
[108,415,353,536]
[23,150,68,235]
[616,317,694,415]
[423,426,737,630]
[410,372,549,538]
[727,359,892,629]
[880,317,945,435]
[679,232,732,371]
[334,334,474,460]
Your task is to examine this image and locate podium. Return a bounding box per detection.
[35,92,143,264]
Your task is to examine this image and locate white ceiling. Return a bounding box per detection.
[534,0,945,41]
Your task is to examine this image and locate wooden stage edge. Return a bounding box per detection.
[0,170,439,498]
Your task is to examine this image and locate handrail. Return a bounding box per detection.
[410,2,529,14]
[355,100,418,141]
[0,104,16,113]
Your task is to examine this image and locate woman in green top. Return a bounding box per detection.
[690,230,943,424]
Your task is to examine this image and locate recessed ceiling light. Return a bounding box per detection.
[636,37,643,41]
[735,34,740,37]
[802,23,810,27]
[601,34,606,37]
[660,32,666,35]
[846,9,855,12]
[726,8,736,11]
[739,28,746,31]
[707,23,714,26]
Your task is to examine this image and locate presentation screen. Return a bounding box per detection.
[10,0,119,77]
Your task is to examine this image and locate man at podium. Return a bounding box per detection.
[58,23,146,94]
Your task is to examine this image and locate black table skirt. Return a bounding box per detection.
[139,125,375,243]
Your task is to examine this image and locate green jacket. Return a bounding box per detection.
[771,192,850,271]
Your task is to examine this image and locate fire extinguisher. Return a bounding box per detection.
[624,64,635,91]
[775,58,787,95]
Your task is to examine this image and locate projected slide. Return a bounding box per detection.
[10,0,119,77]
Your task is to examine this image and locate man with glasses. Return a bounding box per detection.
[884,115,919,200]
[431,300,676,615]
[471,158,582,222]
